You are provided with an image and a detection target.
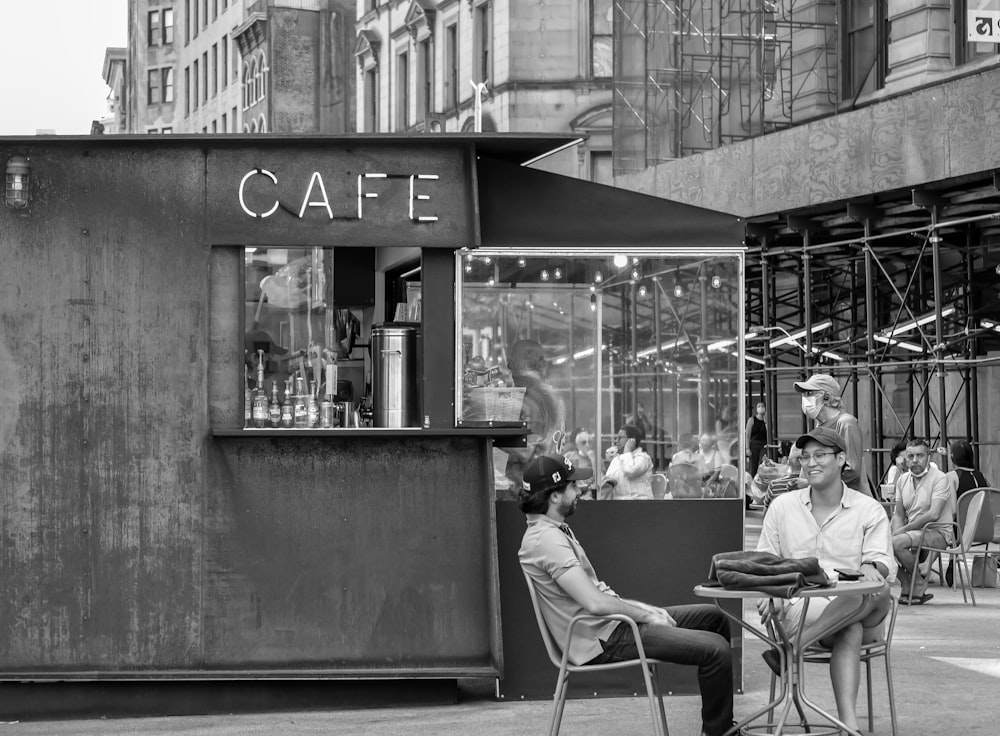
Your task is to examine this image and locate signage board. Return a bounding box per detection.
[968,10,1000,42]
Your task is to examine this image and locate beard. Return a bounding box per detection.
[558,495,577,518]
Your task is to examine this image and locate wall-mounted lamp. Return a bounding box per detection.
[5,156,30,209]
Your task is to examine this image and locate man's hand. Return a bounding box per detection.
[860,564,884,583]
[631,602,675,626]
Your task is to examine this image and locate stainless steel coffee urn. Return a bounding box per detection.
[371,325,420,428]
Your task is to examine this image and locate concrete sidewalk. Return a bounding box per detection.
[2,583,997,736]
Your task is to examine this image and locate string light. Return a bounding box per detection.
[553,267,562,280]
[630,268,639,280]
[517,257,526,268]
[673,284,684,298]
[594,270,603,283]
[632,257,640,266]
[465,262,473,273]
[711,275,722,289]
[638,284,648,297]
[487,276,495,286]
[540,269,550,281]
[590,294,597,312]
[613,254,628,269]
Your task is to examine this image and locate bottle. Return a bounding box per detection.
[280,378,294,428]
[244,365,252,428]
[306,381,320,428]
[268,380,281,428]
[293,376,308,428]
[252,385,269,428]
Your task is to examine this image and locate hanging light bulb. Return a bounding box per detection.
[465,262,473,273]
[487,276,495,286]
[590,294,597,312]
[638,284,648,297]
[482,256,492,264]
[711,275,722,289]
[553,267,562,280]
[517,256,526,268]
[465,253,474,262]
[673,284,684,298]
[613,254,628,269]
[630,267,639,280]
[540,269,550,281]
[589,284,596,293]
[594,270,603,283]
[632,256,640,265]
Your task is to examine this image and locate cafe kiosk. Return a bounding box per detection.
[0,135,744,715]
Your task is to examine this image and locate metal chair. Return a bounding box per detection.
[667,462,703,499]
[522,571,669,736]
[907,489,988,605]
[767,595,900,736]
[650,473,669,499]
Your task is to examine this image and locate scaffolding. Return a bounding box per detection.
[745,200,1000,489]
[613,0,839,172]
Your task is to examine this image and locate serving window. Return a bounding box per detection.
[455,249,745,500]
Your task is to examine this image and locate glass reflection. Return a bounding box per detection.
[457,251,744,501]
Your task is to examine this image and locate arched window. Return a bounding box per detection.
[257,52,268,101]
[243,123,251,133]
[242,62,251,109]
[250,119,258,133]
[258,114,267,133]
[249,58,258,105]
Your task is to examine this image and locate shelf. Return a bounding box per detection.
[211,426,528,447]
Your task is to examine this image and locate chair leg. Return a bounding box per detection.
[549,669,570,736]
[884,651,898,736]
[866,658,874,732]
[956,555,977,606]
[646,664,669,736]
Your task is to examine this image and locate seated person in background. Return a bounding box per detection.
[944,439,989,501]
[757,428,894,735]
[750,445,808,511]
[696,433,725,477]
[891,438,953,605]
[517,453,736,736]
[671,434,700,466]
[563,428,598,500]
[883,440,908,487]
[600,424,654,500]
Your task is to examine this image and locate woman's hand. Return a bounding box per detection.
[624,438,637,453]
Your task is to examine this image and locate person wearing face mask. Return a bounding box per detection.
[890,438,953,604]
[794,373,868,495]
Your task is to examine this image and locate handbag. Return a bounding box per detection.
[971,555,999,588]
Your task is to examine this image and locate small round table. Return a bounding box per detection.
[694,579,886,736]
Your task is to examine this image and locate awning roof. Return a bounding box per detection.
[476,156,745,248]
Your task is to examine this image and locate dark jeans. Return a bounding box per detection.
[588,603,733,736]
[749,441,767,477]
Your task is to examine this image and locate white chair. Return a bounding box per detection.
[908,489,987,605]
[768,595,900,736]
[522,571,669,736]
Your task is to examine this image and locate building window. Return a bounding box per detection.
[212,43,218,97]
[221,112,227,132]
[202,51,209,103]
[256,52,268,101]
[148,10,161,46]
[416,37,432,124]
[212,120,217,133]
[397,50,409,130]
[473,2,492,85]
[958,1,1000,65]
[185,66,190,115]
[232,106,238,129]
[213,0,218,21]
[222,35,228,88]
[164,8,174,44]
[162,127,172,134]
[193,59,199,109]
[185,0,191,44]
[202,0,208,29]
[258,114,267,133]
[193,0,199,38]
[148,68,162,105]
[146,127,159,134]
[591,0,612,78]
[841,0,887,102]
[364,68,379,132]
[163,67,175,103]
[445,23,458,109]
[590,151,613,185]
[247,58,258,107]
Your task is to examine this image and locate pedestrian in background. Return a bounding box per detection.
[745,401,768,476]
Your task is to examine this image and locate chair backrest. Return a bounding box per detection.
[522,569,567,669]
[959,490,988,551]
[958,487,1000,545]
[651,473,668,499]
[668,463,703,498]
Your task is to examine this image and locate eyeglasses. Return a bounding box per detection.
[800,451,837,464]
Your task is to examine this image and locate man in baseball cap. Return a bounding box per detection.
[517,454,736,736]
[794,373,868,495]
[756,427,894,733]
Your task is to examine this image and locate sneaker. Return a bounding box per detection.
[761,648,782,676]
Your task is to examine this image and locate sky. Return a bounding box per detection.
[0,0,128,135]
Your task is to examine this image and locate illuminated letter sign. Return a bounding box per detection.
[298,172,334,219]
[238,168,280,218]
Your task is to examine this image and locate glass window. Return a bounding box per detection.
[162,67,174,103]
[185,65,190,115]
[364,68,379,131]
[842,0,886,101]
[473,3,491,85]
[148,10,161,46]
[445,24,458,109]
[397,50,409,130]
[202,51,209,102]
[591,0,612,78]
[164,8,174,44]
[212,44,218,97]
[456,250,745,502]
[242,247,382,429]
[147,68,161,104]
[416,38,431,124]
[959,1,1000,64]
[193,59,199,109]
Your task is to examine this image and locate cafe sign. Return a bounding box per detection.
[968,10,1000,42]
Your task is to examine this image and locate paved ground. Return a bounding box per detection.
[3,512,998,735]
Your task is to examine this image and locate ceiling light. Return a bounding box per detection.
[613,254,628,269]
[768,320,833,349]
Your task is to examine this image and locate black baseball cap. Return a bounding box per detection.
[794,427,846,453]
[522,453,593,494]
